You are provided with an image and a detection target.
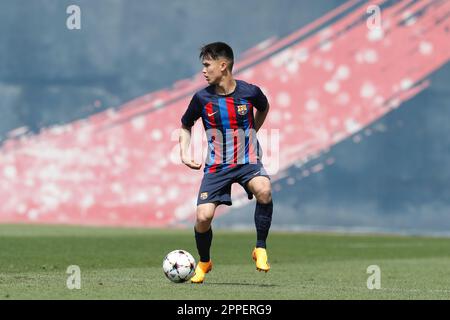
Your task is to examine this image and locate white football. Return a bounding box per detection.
[162,250,196,283]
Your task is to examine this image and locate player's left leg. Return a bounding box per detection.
[246,176,273,272]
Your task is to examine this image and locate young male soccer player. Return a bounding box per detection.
[179,42,273,283]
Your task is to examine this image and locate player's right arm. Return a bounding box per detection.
[179,124,202,170]
[179,94,202,170]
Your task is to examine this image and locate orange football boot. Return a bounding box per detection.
[191,261,213,283]
[252,248,270,272]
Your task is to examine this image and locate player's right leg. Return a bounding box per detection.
[191,170,233,283]
[191,203,217,283]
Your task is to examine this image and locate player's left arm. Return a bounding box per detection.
[254,102,270,132]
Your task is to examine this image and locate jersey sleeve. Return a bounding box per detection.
[181,94,202,127]
[251,85,269,112]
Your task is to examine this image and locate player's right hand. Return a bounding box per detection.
[181,157,202,170]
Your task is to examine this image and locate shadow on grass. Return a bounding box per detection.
[208,282,277,287]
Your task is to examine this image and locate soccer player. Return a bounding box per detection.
[179,42,273,283]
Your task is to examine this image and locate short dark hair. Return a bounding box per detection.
[199,42,234,72]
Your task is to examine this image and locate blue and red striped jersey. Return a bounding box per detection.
[181,80,268,174]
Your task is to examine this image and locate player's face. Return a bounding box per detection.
[202,56,228,85]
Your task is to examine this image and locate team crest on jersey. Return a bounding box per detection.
[200,192,208,200]
[237,104,248,115]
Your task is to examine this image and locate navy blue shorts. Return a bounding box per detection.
[197,163,270,206]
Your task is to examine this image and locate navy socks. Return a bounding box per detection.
[194,227,213,262]
[254,201,273,248]
[194,201,272,260]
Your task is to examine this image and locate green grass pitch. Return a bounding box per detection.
[1,224,450,299]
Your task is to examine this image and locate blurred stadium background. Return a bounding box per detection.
[0,0,449,235]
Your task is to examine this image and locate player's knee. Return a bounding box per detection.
[196,209,214,225]
[195,218,212,233]
[196,215,212,226]
[256,188,272,204]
